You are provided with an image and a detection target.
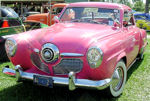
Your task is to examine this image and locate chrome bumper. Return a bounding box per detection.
[2,65,111,90]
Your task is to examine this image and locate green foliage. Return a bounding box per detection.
[133,1,145,12]
[126,2,133,8]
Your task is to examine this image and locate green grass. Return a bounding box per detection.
[147,31,150,35]
[0,39,150,101]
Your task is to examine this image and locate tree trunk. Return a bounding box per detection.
[145,0,149,13]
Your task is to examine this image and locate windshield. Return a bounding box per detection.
[0,7,19,17]
[60,7,120,26]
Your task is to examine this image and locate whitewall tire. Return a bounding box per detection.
[108,60,127,97]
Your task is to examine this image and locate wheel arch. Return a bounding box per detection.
[116,52,127,67]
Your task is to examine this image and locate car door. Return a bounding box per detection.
[123,11,140,68]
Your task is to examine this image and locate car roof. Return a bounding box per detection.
[67,2,131,10]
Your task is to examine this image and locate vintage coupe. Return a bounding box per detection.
[3,2,147,97]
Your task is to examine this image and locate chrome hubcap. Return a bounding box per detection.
[112,66,124,91]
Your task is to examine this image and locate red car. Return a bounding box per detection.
[3,2,147,97]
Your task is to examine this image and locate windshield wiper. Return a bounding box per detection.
[71,19,83,22]
[86,19,104,24]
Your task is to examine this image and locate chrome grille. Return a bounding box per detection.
[30,53,50,74]
[53,59,83,75]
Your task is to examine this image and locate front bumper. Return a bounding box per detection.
[2,65,111,90]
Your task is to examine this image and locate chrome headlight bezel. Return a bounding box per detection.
[5,38,17,57]
[41,43,59,63]
[87,46,103,68]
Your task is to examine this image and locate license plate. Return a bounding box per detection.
[33,75,53,88]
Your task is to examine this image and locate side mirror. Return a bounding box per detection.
[54,16,59,23]
[112,21,120,29]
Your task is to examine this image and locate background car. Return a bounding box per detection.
[26,3,68,26]
[21,11,40,21]
[134,13,150,31]
[23,20,49,31]
[0,6,25,61]
[2,2,147,97]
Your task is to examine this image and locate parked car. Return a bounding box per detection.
[0,6,25,60]
[134,13,150,31]
[23,20,49,31]
[26,3,68,26]
[21,11,40,21]
[3,2,147,97]
[23,11,40,17]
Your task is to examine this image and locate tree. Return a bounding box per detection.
[145,0,149,13]
[126,2,133,8]
[133,1,145,12]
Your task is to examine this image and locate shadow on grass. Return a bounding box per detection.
[147,31,150,35]
[127,58,144,81]
[0,80,118,101]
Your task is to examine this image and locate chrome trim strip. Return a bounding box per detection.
[127,58,137,71]
[2,35,15,39]
[60,53,84,57]
[2,65,111,90]
[34,48,40,53]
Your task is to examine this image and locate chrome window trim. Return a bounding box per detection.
[60,53,84,57]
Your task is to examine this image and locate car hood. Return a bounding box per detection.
[26,13,48,21]
[16,23,117,54]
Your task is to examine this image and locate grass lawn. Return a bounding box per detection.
[0,39,150,101]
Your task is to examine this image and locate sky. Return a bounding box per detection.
[129,0,146,4]
[143,0,146,4]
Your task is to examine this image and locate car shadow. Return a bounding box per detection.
[0,81,118,101]
[126,58,144,81]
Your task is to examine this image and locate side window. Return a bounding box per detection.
[8,19,22,27]
[1,10,7,17]
[52,7,63,15]
[60,8,75,21]
[123,11,134,27]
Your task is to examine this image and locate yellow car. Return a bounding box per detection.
[134,13,150,31]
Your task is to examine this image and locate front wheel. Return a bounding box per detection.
[107,60,127,97]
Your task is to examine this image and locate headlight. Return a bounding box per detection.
[5,38,17,57]
[41,43,59,63]
[87,47,103,68]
